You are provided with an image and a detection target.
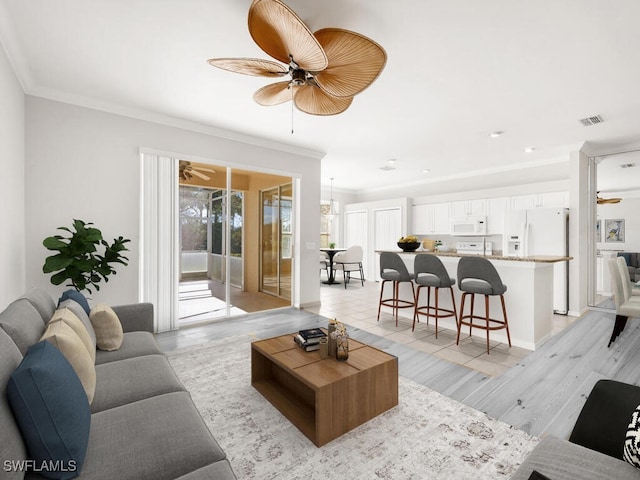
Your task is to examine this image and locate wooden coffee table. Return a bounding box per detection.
[251,333,398,447]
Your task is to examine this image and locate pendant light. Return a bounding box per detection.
[327,177,337,218]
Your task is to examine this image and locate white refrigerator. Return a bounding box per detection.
[503,208,569,314]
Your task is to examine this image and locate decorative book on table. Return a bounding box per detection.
[298,328,327,343]
[294,329,327,351]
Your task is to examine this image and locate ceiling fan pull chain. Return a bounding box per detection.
[291,90,294,134]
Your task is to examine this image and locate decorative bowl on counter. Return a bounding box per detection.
[397,241,421,252]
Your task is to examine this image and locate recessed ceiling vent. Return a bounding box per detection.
[379,165,396,171]
[619,163,636,169]
[579,115,604,126]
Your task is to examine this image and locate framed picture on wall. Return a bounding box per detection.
[604,219,625,243]
[596,220,602,242]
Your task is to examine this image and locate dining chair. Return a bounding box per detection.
[333,246,365,288]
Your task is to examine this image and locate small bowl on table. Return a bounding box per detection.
[397,242,421,252]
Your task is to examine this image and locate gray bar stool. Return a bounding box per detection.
[377,252,416,327]
[456,256,511,354]
[413,254,457,338]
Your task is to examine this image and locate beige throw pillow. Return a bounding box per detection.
[89,304,123,351]
[50,307,96,363]
[41,321,96,404]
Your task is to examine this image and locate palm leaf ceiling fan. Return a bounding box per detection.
[596,191,622,205]
[208,0,387,116]
[179,160,216,181]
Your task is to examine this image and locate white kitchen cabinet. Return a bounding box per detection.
[411,203,450,235]
[432,203,451,234]
[510,192,568,210]
[486,197,509,234]
[451,199,486,217]
[412,204,430,234]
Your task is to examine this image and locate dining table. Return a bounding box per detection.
[320,247,346,285]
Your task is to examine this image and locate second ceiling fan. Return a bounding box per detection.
[208,0,387,116]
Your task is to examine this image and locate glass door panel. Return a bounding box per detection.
[260,183,292,300]
[261,187,279,296]
[279,183,293,300]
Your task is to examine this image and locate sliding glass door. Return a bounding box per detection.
[260,183,293,300]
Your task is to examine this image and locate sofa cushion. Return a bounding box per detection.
[50,308,96,363]
[21,288,56,324]
[0,328,28,479]
[510,436,640,480]
[570,379,640,459]
[90,304,123,351]
[80,392,227,480]
[91,354,185,413]
[7,341,90,480]
[41,319,96,404]
[94,331,162,365]
[59,289,91,316]
[58,298,97,349]
[0,298,46,355]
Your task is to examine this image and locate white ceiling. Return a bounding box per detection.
[2,0,640,193]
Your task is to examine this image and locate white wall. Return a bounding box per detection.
[25,97,322,308]
[597,197,640,252]
[0,44,25,309]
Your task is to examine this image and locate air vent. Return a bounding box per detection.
[620,163,636,169]
[379,165,396,171]
[579,115,604,126]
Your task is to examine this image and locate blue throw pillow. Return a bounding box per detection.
[7,341,90,479]
[58,289,91,316]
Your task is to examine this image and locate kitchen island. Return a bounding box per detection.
[377,250,572,350]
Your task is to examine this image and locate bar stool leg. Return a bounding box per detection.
[484,294,491,355]
[456,292,466,345]
[469,293,476,337]
[412,285,421,332]
[450,288,458,329]
[377,280,387,322]
[434,287,440,338]
[500,294,512,347]
[426,287,431,326]
[394,281,399,327]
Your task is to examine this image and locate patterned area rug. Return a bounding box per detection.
[168,336,538,480]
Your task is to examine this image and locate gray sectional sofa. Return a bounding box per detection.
[0,288,236,480]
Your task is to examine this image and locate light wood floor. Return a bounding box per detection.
[158,279,628,440]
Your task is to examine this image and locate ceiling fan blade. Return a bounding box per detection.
[254,81,295,106]
[294,83,352,115]
[190,170,211,181]
[597,197,622,204]
[313,28,387,98]
[248,0,327,72]
[207,58,288,77]
[195,167,216,173]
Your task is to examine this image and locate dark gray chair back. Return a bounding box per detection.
[414,254,454,287]
[380,252,413,282]
[457,256,506,295]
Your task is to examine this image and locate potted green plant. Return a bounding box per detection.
[42,219,130,294]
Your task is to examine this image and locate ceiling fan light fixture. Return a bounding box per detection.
[290,69,306,86]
